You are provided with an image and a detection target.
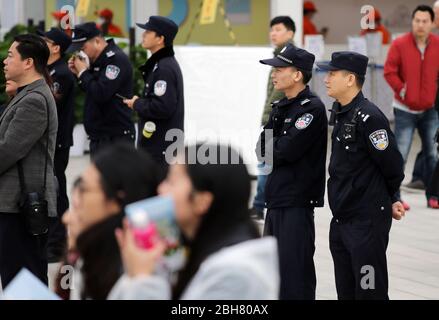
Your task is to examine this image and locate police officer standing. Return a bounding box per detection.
[123,16,184,166]
[317,52,406,299]
[257,45,328,300]
[67,22,135,156]
[37,28,75,263]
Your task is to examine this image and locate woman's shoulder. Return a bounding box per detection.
[182,237,279,300]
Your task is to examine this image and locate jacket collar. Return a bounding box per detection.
[0,79,46,123]
[139,46,175,73]
[276,86,311,108]
[93,39,117,67]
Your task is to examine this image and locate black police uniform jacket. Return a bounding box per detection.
[48,58,75,149]
[328,91,404,221]
[257,86,328,209]
[78,39,134,140]
[134,46,184,163]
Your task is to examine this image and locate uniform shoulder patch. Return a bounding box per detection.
[105,65,120,80]
[369,129,389,151]
[295,113,314,130]
[301,98,311,106]
[154,80,167,96]
[106,50,115,58]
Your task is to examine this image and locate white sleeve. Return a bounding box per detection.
[107,274,171,300]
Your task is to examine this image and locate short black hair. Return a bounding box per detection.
[270,16,296,33]
[412,5,435,21]
[342,70,365,88]
[14,34,49,76]
[295,67,313,84]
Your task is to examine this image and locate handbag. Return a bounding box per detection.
[17,94,51,236]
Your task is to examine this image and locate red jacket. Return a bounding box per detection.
[384,32,439,111]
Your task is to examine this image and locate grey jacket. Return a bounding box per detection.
[108,237,279,300]
[0,79,58,217]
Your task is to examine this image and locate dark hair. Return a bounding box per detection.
[76,214,123,300]
[412,5,435,21]
[343,70,365,88]
[76,143,160,300]
[270,16,296,33]
[92,142,161,207]
[14,34,50,78]
[295,67,313,84]
[172,144,260,299]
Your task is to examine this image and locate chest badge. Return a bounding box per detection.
[295,113,314,130]
[154,80,167,96]
[369,129,389,151]
[105,65,120,80]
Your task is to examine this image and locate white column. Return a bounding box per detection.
[131,0,159,44]
[271,0,303,47]
[0,0,25,40]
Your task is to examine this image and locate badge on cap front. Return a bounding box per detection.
[105,65,120,80]
[369,129,388,151]
[154,80,167,96]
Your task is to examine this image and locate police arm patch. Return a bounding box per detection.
[154,80,167,96]
[295,113,314,130]
[369,129,389,151]
[105,65,120,80]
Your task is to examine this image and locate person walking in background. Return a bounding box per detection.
[384,5,439,209]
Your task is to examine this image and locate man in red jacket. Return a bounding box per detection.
[384,5,439,209]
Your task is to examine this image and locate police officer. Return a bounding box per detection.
[123,16,184,167]
[37,27,75,263]
[317,52,406,300]
[67,22,135,156]
[257,45,328,300]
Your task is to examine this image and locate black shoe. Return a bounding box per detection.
[249,207,264,220]
[405,179,425,190]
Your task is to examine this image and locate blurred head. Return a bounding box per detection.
[303,1,317,18]
[5,80,18,98]
[434,1,439,28]
[269,16,295,47]
[80,36,107,62]
[3,34,49,85]
[412,5,435,38]
[62,178,83,250]
[163,144,259,299]
[99,8,114,24]
[158,144,253,240]
[71,143,160,236]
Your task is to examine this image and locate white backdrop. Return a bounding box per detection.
[174,46,273,175]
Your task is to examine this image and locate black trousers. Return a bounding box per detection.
[47,147,70,263]
[264,207,316,300]
[89,132,135,158]
[329,209,392,300]
[0,213,48,289]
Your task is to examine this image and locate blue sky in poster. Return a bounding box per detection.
[167,0,189,26]
[226,0,250,14]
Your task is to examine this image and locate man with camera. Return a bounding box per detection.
[0,34,58,288]
[68,22,135,157]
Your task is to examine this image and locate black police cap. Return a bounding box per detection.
[260,44,315,72]
[136,16,178,45]
[317,51,369,77]
[37,28,72,54]
[66,22,101,53]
